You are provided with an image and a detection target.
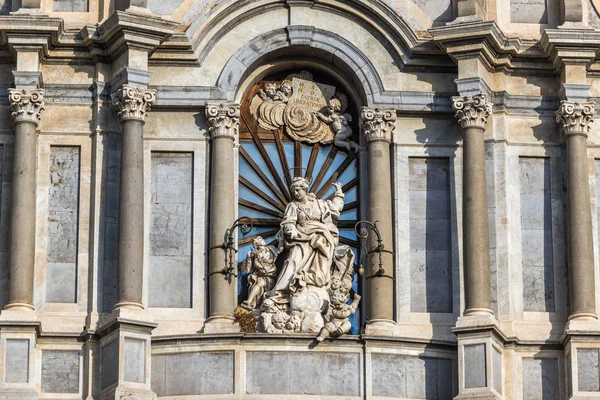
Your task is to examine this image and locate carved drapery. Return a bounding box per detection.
[111,84,156,122]
[452,94,492,130]
[8,88,45,124]
[556,101,595,136]
[206,103,240,140]
[361,108,397,143]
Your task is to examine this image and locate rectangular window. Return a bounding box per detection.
[409,157,452,313]
[149,152,193,308]
[520,157,554,312]
[46,146,80,303]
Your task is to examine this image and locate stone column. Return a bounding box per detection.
[361,108,396,330]
[453,94,493,316]
[556,101,597,321]
[4,89,44,311]
[111,84,156,311]
[205,103,240,333]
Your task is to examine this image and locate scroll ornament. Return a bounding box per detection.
[8,89,45,124]
[111,84,156,122]
[250,74,358,152]
[556,101,595,136]
[453,94,492,129]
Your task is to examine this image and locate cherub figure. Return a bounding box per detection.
[317,97,359,152]
[316,291,361,342]
[275,80,293,102]
[259,83,278,101]
[240,236,279,310]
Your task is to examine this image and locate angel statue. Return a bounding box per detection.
[240,236,280,311]
[317,95,359,152]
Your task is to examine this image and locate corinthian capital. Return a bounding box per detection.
[111,85,156,122]
[361,108,397,143]
[206,103,240,139]
[8,89,45,124]
[453,94,492,130]
[556,101,595,137]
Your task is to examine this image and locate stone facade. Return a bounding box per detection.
[0,0,599,399]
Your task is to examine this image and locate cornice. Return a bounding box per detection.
[81,11,178,61]
[540,29,600,73]
[429,21,552,74]
[0,15,64,61]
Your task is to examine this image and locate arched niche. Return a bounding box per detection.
[235,64,365,335]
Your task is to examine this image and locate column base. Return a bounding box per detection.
[0,305,37,321]
[455,389,503,400]
[203,315,240,334]
[364,319,396,336]
[99,387,156,400]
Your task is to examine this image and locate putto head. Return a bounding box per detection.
[253,236,266,248]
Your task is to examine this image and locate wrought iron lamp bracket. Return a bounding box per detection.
[221,217,254,281]
[354,220,386,278]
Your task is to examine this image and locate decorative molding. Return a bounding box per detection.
[556,101,595,136]
[453,94,492,130]
[361,108,397,143]
[111,85,156,122]
[206,103,240,140]
[8,88,45,124]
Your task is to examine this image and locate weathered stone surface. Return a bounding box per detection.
[101,340,118,390]
[41,350,80,393]
[124,338,145,383]
[510,0,548,23]
[149,153,192,308]
[492,347,502,394]
[578,349,600,391]
[147,0,185,14]
[372,354,454,398]
[464,344,486,388]
[52,0,88,12]
[246,352,360,396]
[522,358,559,400]
[520,158,554,312]
[152,351,234,396]
[46,146,80,303]
[6,339,29,383]
[409,158,452,313]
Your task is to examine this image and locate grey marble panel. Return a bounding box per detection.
[102,134,120,313]
[46,147,80,303]
[5,339,29,383]
[152,351,233,396]
[578,349,600,392]
[522,358,559,400]
[492,348,502,394]
[53,0,88,11]
[520,158,554,312]
[41,350,80,393]
[101,340,118,390]
[409,158,452,313]
[149,153,192,308]
[147,0,185,14]
[510,0,547,23]
[372,354,454,399]
[246,352,360,396]
[124,338,145,383]
[464,344,486,388]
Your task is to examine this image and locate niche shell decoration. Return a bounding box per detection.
[249,71,359,152]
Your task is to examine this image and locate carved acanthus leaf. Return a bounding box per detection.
[206,103,240,139]
[556,101,595,136]
[452,94,492,129]
[8,89,45,124]
[111,85,156,122]
[361,108,397,143]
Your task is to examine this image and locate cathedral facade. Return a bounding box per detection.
[0,0,599,399]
